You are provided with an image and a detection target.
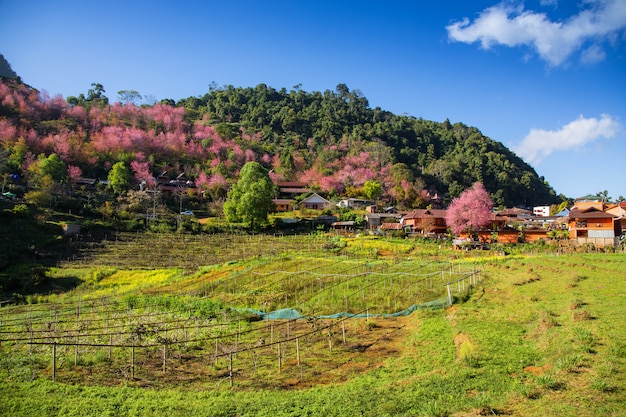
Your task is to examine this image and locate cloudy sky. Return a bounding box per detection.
[1,0,624,200]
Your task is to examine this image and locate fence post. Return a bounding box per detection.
[447,284,452,306]
[229,353,233,387]
[162,344,167,374]
[52,342,56,382]
[131,345,135,379]
[296,337,302,380]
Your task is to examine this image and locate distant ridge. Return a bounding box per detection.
[0,54,18,79]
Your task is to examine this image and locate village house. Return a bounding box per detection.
[573,194,606,211]
[156,171,197,196]
[362,213,402,230]
[421,186,444,208]
[299,193,331,210]
[567,207,619,248]
[401,209,448,236]
[494,207,532,222]
[272,198,295,213]
[533,205,551,217]
[330,220,355,233]
[336,198,375,209]
[275,181,311,198]
[606,202,626,235]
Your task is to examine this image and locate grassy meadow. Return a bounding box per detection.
[0,234,624,416]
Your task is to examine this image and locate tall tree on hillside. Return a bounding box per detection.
[223,162,275,229]
[445,182,493,235]
[108,162,132,196]
[117,89,142,106]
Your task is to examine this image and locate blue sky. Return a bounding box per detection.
[1,0,625,201]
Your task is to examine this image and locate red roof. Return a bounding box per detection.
[568,208,616,219]
[402,209,447,219]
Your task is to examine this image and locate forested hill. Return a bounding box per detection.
[0,78,560,208]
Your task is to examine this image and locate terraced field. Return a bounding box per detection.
[0,234,624,416]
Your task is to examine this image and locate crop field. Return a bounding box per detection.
[0,233,625,416]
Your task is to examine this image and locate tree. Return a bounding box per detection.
[445,182,493,235]
[107,162,131,195]
[117,89,142,106]
[362,180,382,200]
[87,83,107,104]
[223,162,275,229]
[596,190,611,203]
[67,83,108,107]
[38,153,67,183]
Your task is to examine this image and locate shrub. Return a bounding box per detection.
[591,378,616,393]
[536,374,564,390]
[555,354,584,372]
[421,400,449,417]
[573,327,595,344]
[518,383,542,400]
[11,203,30,216]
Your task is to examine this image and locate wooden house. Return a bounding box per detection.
[299,193,330,210]
[272,198,295,213]
[401,209,448,236]
[522,227,549,243]
[605,202,626,236]
[330,221,355,232]
[276,181,311,198]
[573,195,605,211]
[156,171,198,195]
[363,213,401,230]
[336,198,375,209]
[567,207,618,247]
[495,207,532,222]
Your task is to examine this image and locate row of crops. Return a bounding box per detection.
[1,233,482,387]
[63,232,338,270]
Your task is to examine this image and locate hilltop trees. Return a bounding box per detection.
[445,182,493,235]
[223,162,275,229]
[0,78,561,210]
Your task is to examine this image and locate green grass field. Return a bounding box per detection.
[0,234,624,417]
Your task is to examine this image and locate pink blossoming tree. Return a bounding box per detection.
[445,182,493,235]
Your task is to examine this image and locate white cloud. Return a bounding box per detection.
[514,114,621,164]
[446,0,626,66]
[580,44,606,64]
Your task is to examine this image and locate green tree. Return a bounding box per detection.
[117,89,142,105]
[107,162,131,195]
[67,83,108,107]
[223,162,275,229]
[596,190,611,203]
[278,149,295,178]
[38,153,67,183]
[362,180,382,200]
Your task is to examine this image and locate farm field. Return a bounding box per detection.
[0,233,625,416]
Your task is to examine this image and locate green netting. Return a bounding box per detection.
[241,296,450,320]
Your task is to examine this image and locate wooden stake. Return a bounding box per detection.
[52,343,56,382]
[162,344,166,374]
[328,330,332,352]
[297,337,302,380]
[229,353,233,387]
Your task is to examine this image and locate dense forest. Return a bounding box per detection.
[0,76,561,212]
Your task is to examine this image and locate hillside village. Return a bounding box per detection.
[100,174,626,250]
[267,182,625,249]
